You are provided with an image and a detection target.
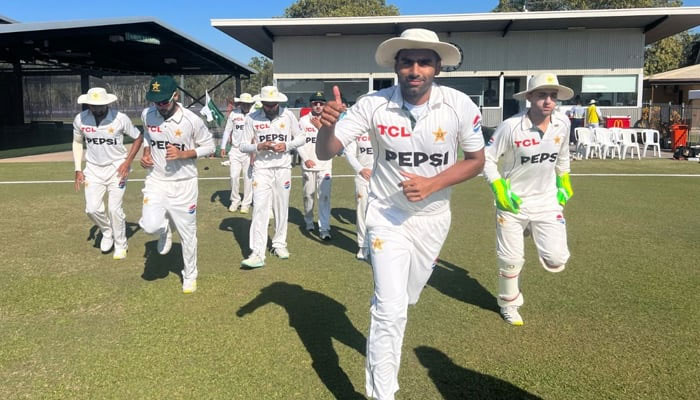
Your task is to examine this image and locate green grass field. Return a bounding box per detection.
[1,157,698,399]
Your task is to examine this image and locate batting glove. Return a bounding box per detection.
[556,173,574,206]
[491,178,522,213]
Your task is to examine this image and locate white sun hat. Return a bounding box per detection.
[589,99,596,104]
[235,93,255,103]
[77,87,118,105]
[258,86,288,103]
[513,73,574,101]
[375,28,461,68]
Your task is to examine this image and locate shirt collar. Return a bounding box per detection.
[387,83,444,111]
[520,111,561,133]
[164,104,184,124]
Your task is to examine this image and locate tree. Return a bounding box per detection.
[492,0,687,74]
[283,0,399,18]
[241,56,273,95]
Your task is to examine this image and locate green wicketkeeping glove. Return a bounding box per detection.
[556,173,574,206]
[491,178,522,213]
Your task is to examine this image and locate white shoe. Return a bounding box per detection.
[320,230,331,241]
[113,247,128,260]
[500,306,524,326]
[182,278,197,294]
[356,247,367,260]
[305,222,314,231]
[157,224,172,255]
[241,254,265,268]
[240,206,250,214]
[100,234,114,253]
[272,247,290,259]
[221,160,231,166]
[228,203,239,212]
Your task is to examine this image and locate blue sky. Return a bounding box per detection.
[2,0,699,65]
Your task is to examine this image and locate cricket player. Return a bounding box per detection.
[483,73,574,326]
[138,75,215,294]
[297,91,333,239]
[343,129,374,259]
[239,86,306,268]
[73,87,143,260]
[315,29,485,400]
[221,92,255,213]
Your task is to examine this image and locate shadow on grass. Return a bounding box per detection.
[428,258,499,314]
[219,217,251,259]
[289,207,358,256]
[141,241,183,281]
[331,207,356,225]
[237,282,366,399]
[210,189,232,208]
[87,222,141,249]
[415,346,542,399]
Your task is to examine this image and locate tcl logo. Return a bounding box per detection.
[520,153,557,164]
[81,127,97,133]
[357,136,370,142]
[147,125,163,133]
[304,127,316,133]
[254,123,270,130]
[515,138,540,147]
[377,125,411,137]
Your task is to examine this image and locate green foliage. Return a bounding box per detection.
[493,0,682,11]
[644,31,693,75]
[241,56,273,96]
[283,0,399,18]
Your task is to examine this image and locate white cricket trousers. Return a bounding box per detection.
[354,175,370,249]
[364,199,451,400]
[249,167,291,258]
[139,176,199,281]
[495,208,570,308]
[83,162,128,250]
[302,168,332,231]
[228,149,252,208]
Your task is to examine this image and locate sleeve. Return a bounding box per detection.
[193,117,215,158]
[459,105,486,153]
[335,101,371,148]
[555,118,571,176]
[482,121,512,184]
[120,114,140,140]
[140,109,151,148]
[343,140,363,173]
[72,114,83,142]
[239,116,257,153]
[285,113,306,151]
[221,113,234,149]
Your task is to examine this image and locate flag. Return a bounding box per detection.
[200,90,225,127]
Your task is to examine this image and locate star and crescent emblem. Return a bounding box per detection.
[372,237,383,251]
[175,129,182,137]
[433,127,446,142]
[151,82,161,92]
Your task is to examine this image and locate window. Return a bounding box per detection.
[558,75,638,107]
[277,79,369,107]
[434,77,500,107]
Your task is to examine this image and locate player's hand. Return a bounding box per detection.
[220,149,226,158]
[273,142,287,153]
[304,160,316,169]
[257,141,274,151]
[165,144,182,160]
[74,171,85,192]
[491,178,522,213]
[319,86,347,127]
[140,150,154,169]
[310,117,322,129]
[359,168,372,181]
[117,161,131,178]
[556,173,574,206]
[398,171,437,202]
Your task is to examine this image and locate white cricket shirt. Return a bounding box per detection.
[240,107,305,169]
[344,131,374,174]
[335,84,485,215]
[73,109,140,166]
[297,113,332,171]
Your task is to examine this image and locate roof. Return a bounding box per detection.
[646,64,700,84]
[0,15,17,24]
[212,7,700,58]
[0,17,256,76]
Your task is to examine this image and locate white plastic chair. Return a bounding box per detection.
[575,127,600,159]
[619,129,640,160]
[641,129,661,158]
[594,127,620,159]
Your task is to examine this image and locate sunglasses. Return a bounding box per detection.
[311,101,325,106]
[154,92,176,106]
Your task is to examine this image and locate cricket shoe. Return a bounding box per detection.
[228,203,239,213]
[241,254,265,268]
[356,247,367,260]
[157,224,172,255]
[240,206,250,214]
[100,234,114,253]
[113,247,128,260]
[182,278,197,294]
[272,247,290,259]
[500,306,524,326]
[305,221,314,231]
[320,230,332,241]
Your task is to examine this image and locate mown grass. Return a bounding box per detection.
[0,156,698,399]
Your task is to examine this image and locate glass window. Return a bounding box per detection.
[434,77,500,107]
[558,75,638,107]
[277,79,369,107]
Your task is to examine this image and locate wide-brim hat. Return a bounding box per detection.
[589,99,596,104]
[146,75,178,103]
[77,87,117,105]
[258,86,288,103]
[375,28,461,68]
[513,73,574,101]
[235,93,255,103]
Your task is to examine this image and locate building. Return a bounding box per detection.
[213,7,700,126]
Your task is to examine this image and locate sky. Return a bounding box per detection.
[3,0,700,65]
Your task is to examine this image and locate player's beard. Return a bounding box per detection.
[158,103,178,119]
